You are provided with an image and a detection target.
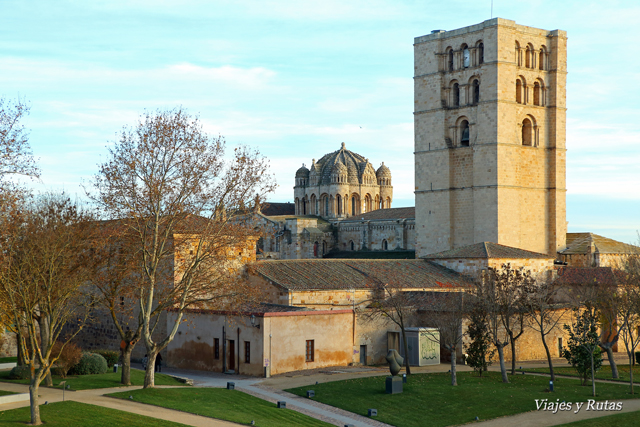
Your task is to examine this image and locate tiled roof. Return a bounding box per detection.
[554,267,623,285]
[252,259,470,290]
[341,207,415,221]
[423,242,554,260]
[261,202,295,216]
[559,233,640,255]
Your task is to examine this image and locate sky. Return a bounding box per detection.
[1,0,638,244]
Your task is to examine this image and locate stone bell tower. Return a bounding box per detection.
[413,18,567,257]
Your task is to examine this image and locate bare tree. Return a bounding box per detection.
[472,264,533,383]
[91,108,275,388]
[90,223,144,386]
[617,251,640,394]
[421,291,467,386]
[363,283,421,375]
[0,96,39,184]
[522,276,570,382]
[0,194,94,425]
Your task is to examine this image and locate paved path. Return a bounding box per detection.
[158,367,392,427]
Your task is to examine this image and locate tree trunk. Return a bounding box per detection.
[591,351,596,397]
[37,317,53,387]
[603,346,619,379]
[541,330,555,382]
[401,328,411,375]
[496,344,509,383]
[510,336,517,375]
[120,345,134,386]
[29,377,41,425]
[450,347,457,386]
[143,350,157,388]
[629,352,634,395]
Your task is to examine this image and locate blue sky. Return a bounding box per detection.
[1,0,638,243]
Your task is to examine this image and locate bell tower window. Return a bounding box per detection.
[460,120,470,147]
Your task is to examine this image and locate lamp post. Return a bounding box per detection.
[250,314,260,329]
[59,381,66,401]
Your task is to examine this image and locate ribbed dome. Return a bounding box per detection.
[313,142,370,185]
[295,164,310,178]
[376,162,391,177]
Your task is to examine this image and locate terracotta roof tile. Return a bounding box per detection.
[253,259,470,290]
[423,242,553,259]
[554,267,623,285]
[560,233,640,255]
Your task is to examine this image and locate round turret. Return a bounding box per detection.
[376,162,392,186]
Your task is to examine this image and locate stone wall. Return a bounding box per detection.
[414,18,567,257]
[0,329,17,358]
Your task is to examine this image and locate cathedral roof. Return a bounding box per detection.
[311,142,374,185]
[340,207,415,221]
[253,259,471,290]
[423,242,554,259]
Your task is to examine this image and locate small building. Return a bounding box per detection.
[399,327,440,366]
[166,304,354,377]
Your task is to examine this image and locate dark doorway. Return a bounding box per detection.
[228,340,235,371]
[360,345,367,365]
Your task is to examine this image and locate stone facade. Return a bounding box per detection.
[414,18,567,257]
[167,307,354,376]
[255,207,415,260]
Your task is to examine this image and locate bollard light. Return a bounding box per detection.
[549,380,554,392]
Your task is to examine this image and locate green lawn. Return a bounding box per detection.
[109,388,333,427]
[521,365,640,384]
[0,357,17,364]
[0,401,188,426]
[286,371,638,427]
[0,369,186,390]
[557,410,640,426]
[0,390,16,397]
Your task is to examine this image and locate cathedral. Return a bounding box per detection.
[256,142,416,260]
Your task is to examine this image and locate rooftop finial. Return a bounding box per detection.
[341,142,345,149]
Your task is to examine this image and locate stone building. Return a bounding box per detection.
[253,144,415,260]
[414,18,567,257]
[559,233,640,268]
[294,142,393,218]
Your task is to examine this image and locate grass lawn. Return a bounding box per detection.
[286,371,638,427]
[557,410,640,426]
[109,387,333,427]
[0,369,186,390]
[0,390,16,397]
[0,357,17,364]
[520,365,640,384]
[0,401,188,426]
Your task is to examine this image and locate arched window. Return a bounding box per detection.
[539,49,545,70]
[533,82,541,106]
[516,79,522,104]
[472,79,480,105]
[350,241,355,251]
[351,196,356,216]
[336,194,342,215]
[382,240,388,251]
[448,49,454,71]
[313,242,318,257]
[453,83,460,107]
[515,41,521,66]
[460,120,470,146]
[525,46,531,68]
[522,118,533,146]
[462,45,470,68]
[386,197,391,209]
[478,42,484,64]
[325,197,329,216]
